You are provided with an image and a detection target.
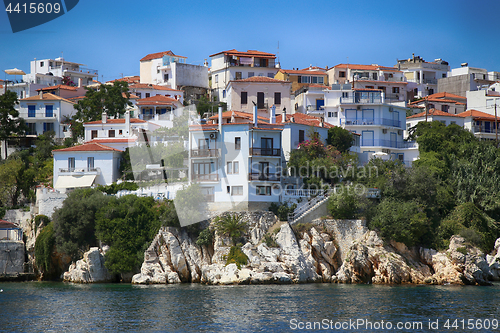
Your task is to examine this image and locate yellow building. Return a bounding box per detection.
[275,67,328,93]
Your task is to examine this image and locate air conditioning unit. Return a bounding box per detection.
[382,129,388,134]
[209,133,217,139]
[398,130,403,135]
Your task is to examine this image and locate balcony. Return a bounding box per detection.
[384,93,403,100]
[59,167,100,175]
[19,111,57,119]
[192,174,219,182]
[248,173,281,181]
[473,125,498,134]
[424,78,437,84]
[342,118,402,128]
[340,92,382,104]
[191,149,220,158]
[361,140,416,149]
[249,148,281,156]
[51,66,98,76]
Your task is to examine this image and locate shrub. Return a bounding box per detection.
[292,222,313,236]
[264,233,279,248]
[96,182,139,195]
[328,189,360,219]
[196,227,214,247]
[225,246,248,269]
[456,246,468,255]
[269,202,297,221]
[214,214,247,245]
[35,221,55,272]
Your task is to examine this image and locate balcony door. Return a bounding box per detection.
[362,131,374,146]
[261,137,273,155]
[259,162,270,180]
[257,92,265,109]
[199,138,210,150]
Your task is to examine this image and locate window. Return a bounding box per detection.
[164,74,169,81]
[227,186,230,194]
[214,74,218,83]
[451,121,456,125]
[318,77,324,84]
[392,87,400,93]
[328,112,338,118]
[232,186,243,196]
[91,130,98,139]
[301,76,311,83]
[339,71,346,78]
[28,105,35,117]
[235,72,242,80]
[235,137,241,150]
[27,123,36,135]
[87,157,94,169]
[119,130,123,135]
[268,73,274,78]
[428,89,434,95]
[43,122,54,133]
[312,76,318,84]
[227,161,239,174]
[157,68,160,74]
[256,186,271,196]
[299,130,305,143]
[40,61,44,67]
[442,105,449,112]
[109,130,115,138]
[241,92,247,105]
[248,72,254,78]
[136,92,141,98]
[442,73,446,78]
[68,157,75,171]
[274,92,281,105]
[199,138,209,149]
[145,93,150,98]
[342,92,349,98]
[366,86,374,89]
[45,105,53,117]
[261,138,273,155]
[223,90,226,98]
[227,162,232,174]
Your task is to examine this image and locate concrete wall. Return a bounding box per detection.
[0,241,25,274]
[36,188,67,218]
[172,63,209,89]
[438,75,472,96]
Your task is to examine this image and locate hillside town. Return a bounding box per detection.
[2,49,500,285]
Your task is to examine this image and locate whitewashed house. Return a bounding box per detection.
[19,92,74,139]
[52,142,122,192]
[210,49,279,103]
[408,92,466,115]
[323,86,418,164]
[466,83,500,116]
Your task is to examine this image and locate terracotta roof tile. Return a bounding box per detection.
[140,51,186,62]
[279,69,327,75]
[208,110,268,121]
[107,76,140,84]
[136,95,180,106]
[0,220,19,229]
[36,84,78,92]
[209,49,276,58]
[426,92,466,100]
[87,138,137,144]
[53,142,122,153]
[407,109,461,119]
[21,93,75,104]
[231,77,288,83]
[333,64,400,72]
[129,83,182,92]
[276,112,334,128]
[84,118,146,125]
[456,109,497,120]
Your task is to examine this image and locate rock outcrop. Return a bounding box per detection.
[63,247,113,283]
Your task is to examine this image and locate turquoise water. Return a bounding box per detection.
[0,282,499,332]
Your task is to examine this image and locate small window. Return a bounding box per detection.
[119,130,123,135]
[248,72,254,78]
[146,93,150,98]
[136,92,141,98]
[227,162,233,174]
[235,72,242,80]
[235,137,241,150]
[318,77,324,84]
[342,92,349,98]
[392,87,400,93]
[233,161,239,174]
[267,73,274,78]
[109,130,115,138]
[274,92,281,105]
[241,92,247,105]
[28,105,35,117]
[256,186,271,196]
[40,61,44,67]
[215,74,218,83]
[299,130,305,143]
[232,186,243,196]
[442,105,449,112]
[450,121,456,125]
[87,157,94,169]
[442,73,446,78]
[45,105,53,117]
[164,74,169,81]
[223,90,226,98]
[91,130,98,139]
[68,157,75,171]
[339,71,346,78]
[227,186,230,193]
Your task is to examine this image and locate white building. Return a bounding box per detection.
[466,83,500,116]
[323,86,418,164]
[19,92,74,139]
[5,57,98,99]
[438,64,500,97]
[139,50,208,91]
[408,92,467,115]
[209,49,279,103]
[328,64,408,106]
[396,54,449,98]
[52,142,122,192]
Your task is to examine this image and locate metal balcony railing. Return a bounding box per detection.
[342,118,402,128]
[474,125,498,134]
[192,174,219,181]
[190,149,220,158]
[59,167,100,173]
[249,148,281,156]
[340,92,383,104]
[248,173,281,181]
[361,140,416,149]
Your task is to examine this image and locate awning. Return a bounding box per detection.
[4,68,26,75]
[54,175,97,189]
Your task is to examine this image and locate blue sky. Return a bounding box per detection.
[1,0,499,82]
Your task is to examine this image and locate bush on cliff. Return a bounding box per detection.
[35,221,55,273]
[215,214,247,245]
[225,246,248,269]
[269,202,297,221]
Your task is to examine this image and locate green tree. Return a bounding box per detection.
[0,90,26,159]
[327,126,354,153]
[52,188,111,261]
[71,82,132,139]
[96,195,161,274]
[35,221,55,273]
[214,214,247,245]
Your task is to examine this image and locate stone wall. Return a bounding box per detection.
[0,241,25,274]
[36,188,67,218]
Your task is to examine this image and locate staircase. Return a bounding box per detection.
[288,191,332,225]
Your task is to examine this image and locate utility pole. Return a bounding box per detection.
[487,97,500,148]
[425,98,428,122]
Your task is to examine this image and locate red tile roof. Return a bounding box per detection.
[231,76,289,83]
[355,79,408,85]
[426,92,466,100]
[87,138,137,144]
[107,76,140,84]
[53,142,122,152]
[407,109,461,119]
[140,51,186,62]
[300,66,328,71]
[456,109,497,120]
[0,220,19,229]
[278,69,327,76]
[333,64,400,72]
[36,84,78,92]
[209,49,276,59]
[136,95,180,106]
[276,112,334,128]
[84,118,146,125]
[208,110,268,121]
[129,83,182,92]
[21,92,75,104]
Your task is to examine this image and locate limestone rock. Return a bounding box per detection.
[63,247,112,283]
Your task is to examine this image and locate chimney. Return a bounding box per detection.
[102,112,107,124]
[290,116,295,123]
[270,105,276,124]
[253,103,258,127]
[39,91,43,99]
[125,110,130,135]
[78,78,82,88]
[282,107,286,123]
[218,106,222,133]
[320,117,324,128]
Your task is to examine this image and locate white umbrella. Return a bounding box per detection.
[4,68,26,75]
[372,152,388,157]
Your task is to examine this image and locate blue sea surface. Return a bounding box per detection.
[0,282,499,332]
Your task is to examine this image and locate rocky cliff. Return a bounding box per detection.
[129,215,500,286]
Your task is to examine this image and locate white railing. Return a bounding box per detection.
[288,190,333,224]
[283,189,325,198]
